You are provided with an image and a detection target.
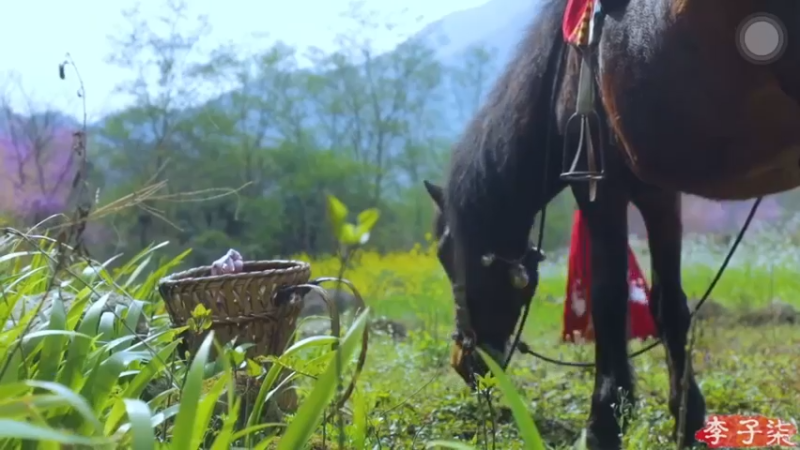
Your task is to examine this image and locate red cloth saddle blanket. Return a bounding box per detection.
[562,210,658,343]
[563,0,596,45]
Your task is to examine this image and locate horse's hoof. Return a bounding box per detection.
[671,412,707,448]
[670,388,707,448]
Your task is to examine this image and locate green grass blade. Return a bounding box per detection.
[134,248,190,300]
[0,394,71,417]
[0,348,22,385]
[17,329,92,344]
[476,348,546,450]
[123,255,153,289]
[192,371,231,449]
[230,423,286,441]
[121,300,144,343]
[209,397,240,450]
[98,311,116,342]
[245,333,339,432]
[277,307,370,450]
[282,335,339,354]
[36,294,67,382]
[122,399,155,450]
[171,331,215,450]
[350,388,368,449]
[24,380,103,435]
[58,294,110,390]
[148,403,180,430]
[425,441,477,449]
[123,340,182,399]
[0,419,115,446]
[254,435,279,450]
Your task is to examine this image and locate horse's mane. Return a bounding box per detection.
[443,0,566,254]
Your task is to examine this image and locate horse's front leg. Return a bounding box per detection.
[632,188,706,447]
[572,184,633,450]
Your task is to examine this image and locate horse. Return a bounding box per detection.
[421,0,798,447]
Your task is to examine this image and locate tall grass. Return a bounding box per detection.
[2,215,798,448]
[0,233,376,448]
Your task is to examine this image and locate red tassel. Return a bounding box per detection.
[562,210,658,343]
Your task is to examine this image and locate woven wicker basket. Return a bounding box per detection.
[157,260,369,416]
[157,260,311,358]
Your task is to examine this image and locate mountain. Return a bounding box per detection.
[424,0,538,68]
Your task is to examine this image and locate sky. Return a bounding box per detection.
[0,0,490,122]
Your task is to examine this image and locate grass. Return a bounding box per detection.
[0,218,798,449]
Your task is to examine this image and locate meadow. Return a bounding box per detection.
[1,215,799,449]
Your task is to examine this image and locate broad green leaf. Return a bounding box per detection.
[327,195,348,224]
[245,359,262,377]
[476,348,546,450]
[326,195,348,239]
[339,223,360,246]
[277,307,370,450]
[356,208,380,231]
[171,331,216,450]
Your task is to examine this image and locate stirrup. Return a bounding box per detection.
[560,110,606,182]
[559,42,606,201]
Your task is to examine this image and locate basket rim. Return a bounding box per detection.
[157,259,311,287]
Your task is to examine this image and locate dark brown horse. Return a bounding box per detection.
[422,0,797,448]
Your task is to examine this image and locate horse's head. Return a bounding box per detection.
[423,180,544,388]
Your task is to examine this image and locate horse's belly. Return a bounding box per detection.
[599,0,800,199]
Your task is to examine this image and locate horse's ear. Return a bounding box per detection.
[423,180,445,211]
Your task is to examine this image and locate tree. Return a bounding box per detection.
[446,43,498,128]
[306,2,446,207]
[0,81,79,225]
[99,0,212,252]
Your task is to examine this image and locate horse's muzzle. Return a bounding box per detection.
[450,340,506,389]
